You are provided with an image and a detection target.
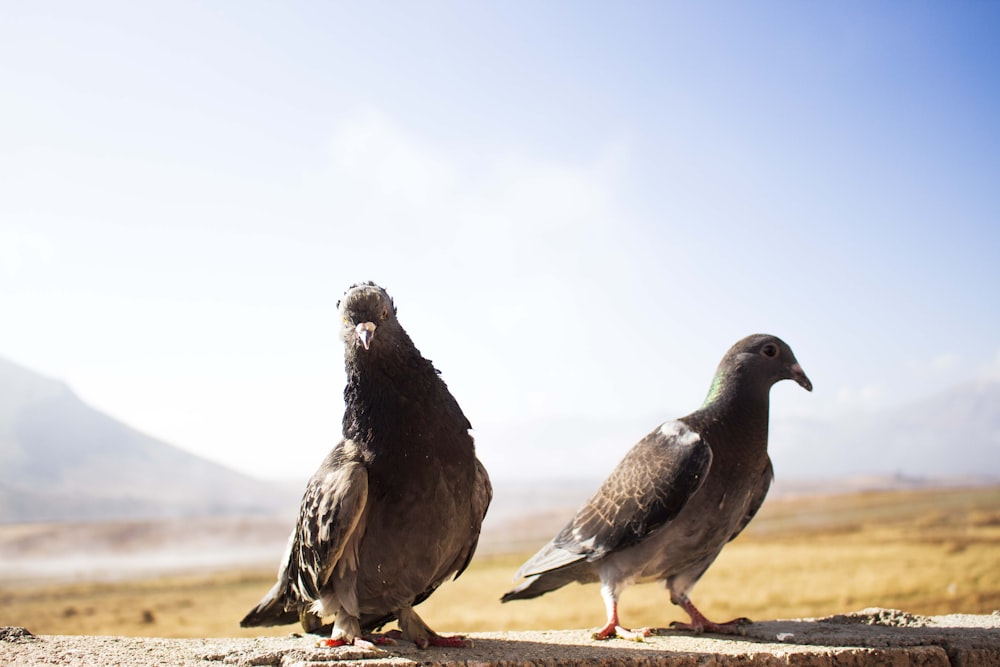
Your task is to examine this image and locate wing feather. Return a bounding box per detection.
[517,420,712,578]
[288,441,369,602]
[451,457,493,580]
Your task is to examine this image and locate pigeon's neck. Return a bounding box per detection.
[690,369,771,451]
[341,347,470,453]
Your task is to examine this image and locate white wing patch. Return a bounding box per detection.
[658,420,700,446]
[573,532,598,552]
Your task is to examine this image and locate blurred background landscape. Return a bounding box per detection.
[2,0,998,638]
[0,356,998,636]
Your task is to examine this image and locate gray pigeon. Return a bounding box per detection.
[241,282,492,648]
[501,334,811,640]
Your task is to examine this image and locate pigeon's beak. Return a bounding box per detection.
[355,322,376,350]
[790,363,813,392]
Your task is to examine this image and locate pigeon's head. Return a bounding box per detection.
[730,334,812,391]
[705,334,812,405]
[337,281,399,352]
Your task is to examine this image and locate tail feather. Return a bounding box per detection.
[501,562,598,603]
[240,581,299,627]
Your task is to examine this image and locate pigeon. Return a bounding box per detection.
[501,333,811,640]
[241,282,492,649]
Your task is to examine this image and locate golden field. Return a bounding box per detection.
[1,485,998,638]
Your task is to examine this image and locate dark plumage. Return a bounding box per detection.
[501,334,812,640]
[241,282,492,648]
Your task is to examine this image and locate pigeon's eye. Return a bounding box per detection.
[381,306,389,320]
[762,343,779,358]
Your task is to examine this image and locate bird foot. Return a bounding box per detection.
[318,637,366,649]
[395,606,473,648]
[418,633,474,649]
[386,628,472,649]
[317,634,393,649]
[592,624,652,642]
[366,634,399,646]
[670,617,751,636]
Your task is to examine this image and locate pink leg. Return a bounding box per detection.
[670,595,751,635]
[592,610,620,641]
[591,598,651,641]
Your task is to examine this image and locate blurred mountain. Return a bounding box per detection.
[480,379,1000,551]
[770,378,1000,479]
[0,357,296,523]
[3,354,996,525]
[480,378,1000,483]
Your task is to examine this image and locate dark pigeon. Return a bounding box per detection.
[501,334,811,640]
[241,282,492,649]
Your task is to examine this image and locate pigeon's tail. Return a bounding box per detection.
[240,581,299,627]
[501,563,597,603]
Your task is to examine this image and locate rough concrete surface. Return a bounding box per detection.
[2,609,999,667]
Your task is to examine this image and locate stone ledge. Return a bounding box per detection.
[2,609,998,667]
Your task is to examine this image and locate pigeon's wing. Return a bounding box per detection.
[287,441,369,602]
[728,456,773,543]
[452,457,493,580]
[517,420,712,578]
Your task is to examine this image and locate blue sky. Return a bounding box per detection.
[2,2,999,481]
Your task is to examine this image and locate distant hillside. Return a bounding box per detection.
[3,354,997,524]
[479,378,1000,483]
[0,357,295,523]
[770,378,1000,479]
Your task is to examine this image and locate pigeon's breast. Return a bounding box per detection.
[354,435,479,612]
[605,479,754,585]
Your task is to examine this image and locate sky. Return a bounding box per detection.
[2,2,999,482]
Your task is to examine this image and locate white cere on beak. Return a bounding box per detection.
[356,322,376,350]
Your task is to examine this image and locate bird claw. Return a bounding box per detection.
[316,636,388,650]
[368,635,398,646]
[424,634,473,649]
[317,638,346,648]
[592,625,651,642]
[670,617,751,636]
